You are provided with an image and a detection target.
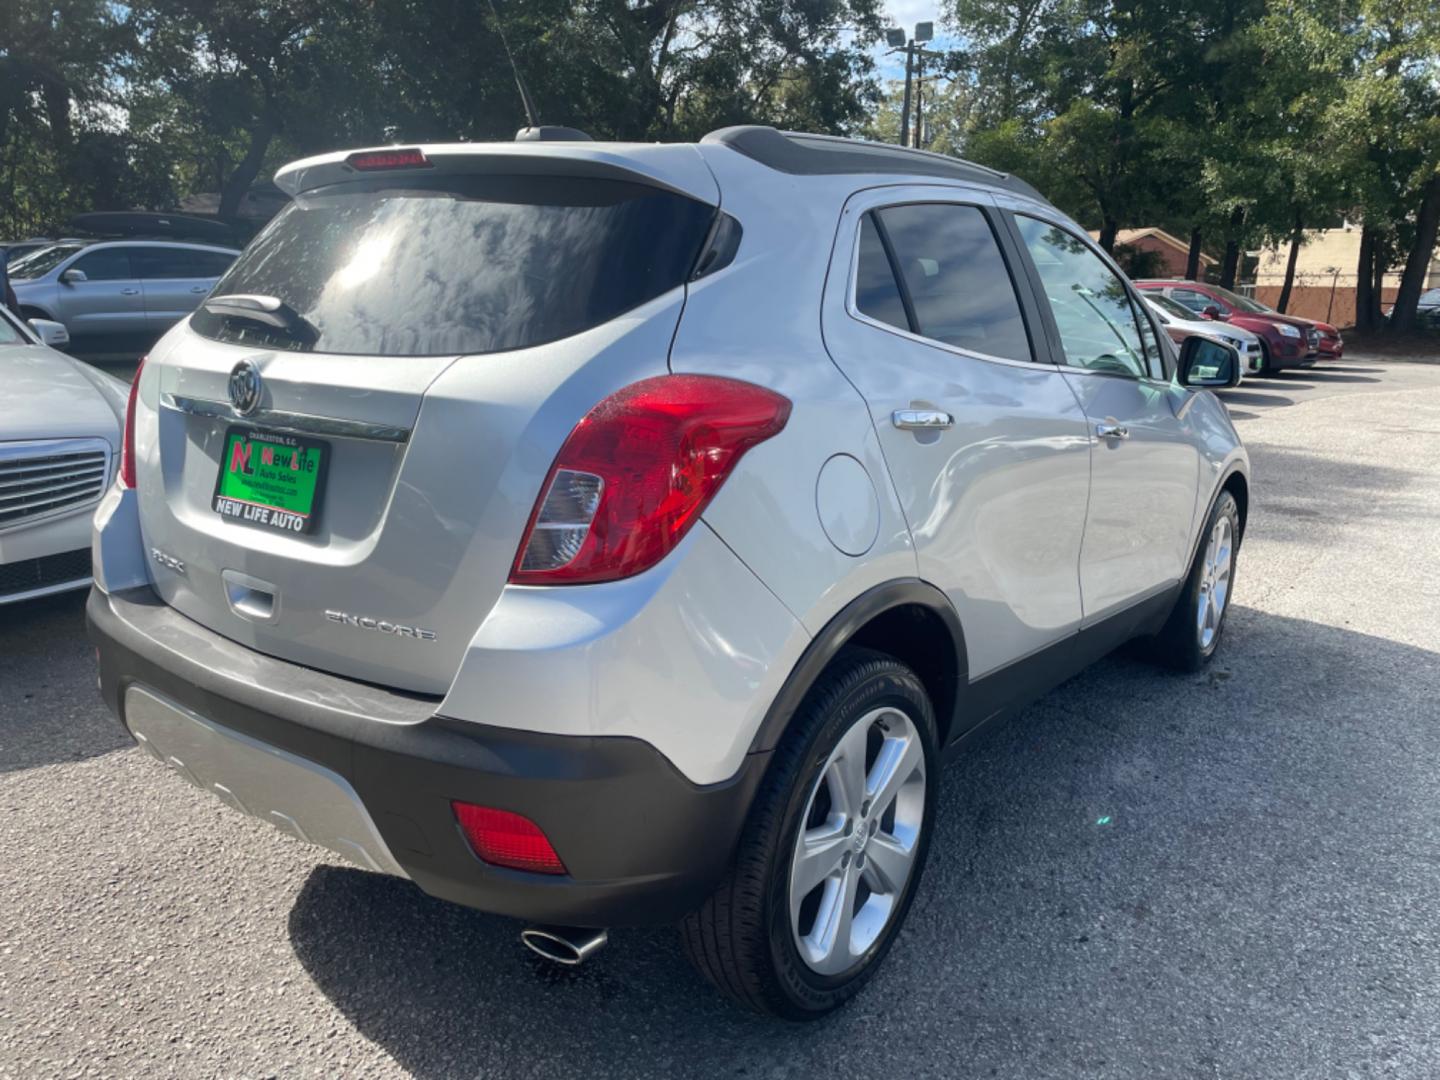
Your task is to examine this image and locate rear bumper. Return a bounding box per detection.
[88,585,769,927]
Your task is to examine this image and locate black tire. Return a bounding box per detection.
[1148,490,1240,672]
[680,648,938,1019]
[1259,342,1282,376]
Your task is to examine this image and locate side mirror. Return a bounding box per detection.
[60,268,87,284]
[1179,335,1241,389]
[28,318,70,347]
[1202,304,1225,320]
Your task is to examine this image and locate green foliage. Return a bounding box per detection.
[0,0,884,235]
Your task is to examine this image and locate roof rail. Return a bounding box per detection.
[700,126,1045,201]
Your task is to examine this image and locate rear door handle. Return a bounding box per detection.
[893,409,954,431]
[120,288,140,296]
[190,285,209,294]
[1096,421,1129,440]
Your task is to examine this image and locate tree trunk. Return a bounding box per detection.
[218,115,277,220]
[1185,228,1203,280]
[1388,173,1440,333]
[1355,225,1376,334]
[1219,207,1245,290]
[1097,217,1119,254]
[1276,215,1303,314]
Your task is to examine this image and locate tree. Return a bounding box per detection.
[1328,0,1440,333]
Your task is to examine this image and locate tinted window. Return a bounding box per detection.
[12,244,85,280]
[192,174,714,356]
[876,204,1031,361]
[72,248,135,281]
[134,247,199,279]
[192,251,236,278]
[1147,292,1198,321]
[1016,216,1150,378]
[1170,288,1213,313]
[854,214,908,331]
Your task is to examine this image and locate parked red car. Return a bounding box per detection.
[1134,280,1342,373]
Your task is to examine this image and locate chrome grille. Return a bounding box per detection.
[0,438,112,529]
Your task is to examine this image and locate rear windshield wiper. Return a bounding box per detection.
[203,294,319,346]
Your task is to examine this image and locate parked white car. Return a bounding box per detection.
[1144,293,1264,379]
[0,305,127,604]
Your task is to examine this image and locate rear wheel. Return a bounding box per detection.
[1148,490,1239,672]
[681,649,937,1018]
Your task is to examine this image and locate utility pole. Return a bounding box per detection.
[914,46,925,148]
[886,21,933,149]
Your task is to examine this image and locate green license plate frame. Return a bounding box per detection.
[211,426,329,535]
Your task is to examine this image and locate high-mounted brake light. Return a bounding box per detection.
[118,355,146,488]
[346,148,430,171]
[510,375,791,585]
[452,802,566,874]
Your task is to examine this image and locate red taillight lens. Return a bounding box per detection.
[346,148,430,171]
[452,802,566,875]
[510,375,791,585]
[118,355,146,489]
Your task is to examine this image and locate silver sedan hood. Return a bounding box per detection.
[0,346,123,448]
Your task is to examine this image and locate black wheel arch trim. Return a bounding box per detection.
[747,578,968,756]
[1191,463,1249,565]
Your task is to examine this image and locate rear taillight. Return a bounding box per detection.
[118,355,146,489]
[509,375,791,585]
[452,802,566,874]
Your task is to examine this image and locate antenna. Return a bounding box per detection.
[486,0,540,129]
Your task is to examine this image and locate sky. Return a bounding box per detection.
[871,3,962,81]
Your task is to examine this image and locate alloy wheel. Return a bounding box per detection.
[788,706,926,977]
[1196,515,1233,651]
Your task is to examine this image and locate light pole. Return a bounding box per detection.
[886,21,934,149]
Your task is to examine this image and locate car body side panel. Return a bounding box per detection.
[818,185,1092,677]
[676,148,919,637]
[439,523,809,785]
[1058,371,1202,619]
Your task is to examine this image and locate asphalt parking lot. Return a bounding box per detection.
[3,357,1439,1078]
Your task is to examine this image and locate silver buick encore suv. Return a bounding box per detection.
[88,127,1249,1019]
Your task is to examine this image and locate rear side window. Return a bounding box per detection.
[72,249,135,281]
[134,248,198,279]
[192,251,236,278]
[854,215,909,331]
[192,174,715,356]
[865,203,1031,362]
[1171,288,1212,313]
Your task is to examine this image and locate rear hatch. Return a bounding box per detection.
[136,146,718,694]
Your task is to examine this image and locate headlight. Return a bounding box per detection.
[1222,336,1245,348]
[1274,323,1302,339]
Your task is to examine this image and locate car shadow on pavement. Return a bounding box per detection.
[288,606,1440,1079]
[0,591,132,775]
[1292,370,1382,384]
[1218,390,1297,409]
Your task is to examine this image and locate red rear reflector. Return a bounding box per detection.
[347,148,430,171]
[452,802,566,875]
[119,355,146,488]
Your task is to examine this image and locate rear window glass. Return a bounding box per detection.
[191,174,715,356]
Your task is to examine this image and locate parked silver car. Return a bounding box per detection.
[1144,293,1264,377]
[0,304,128,603]
[10,240,238,350]
[89,128,1249,1018]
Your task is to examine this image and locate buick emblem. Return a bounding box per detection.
[228,359,262,416]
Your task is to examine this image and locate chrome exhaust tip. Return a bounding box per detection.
[521,925,609,967]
